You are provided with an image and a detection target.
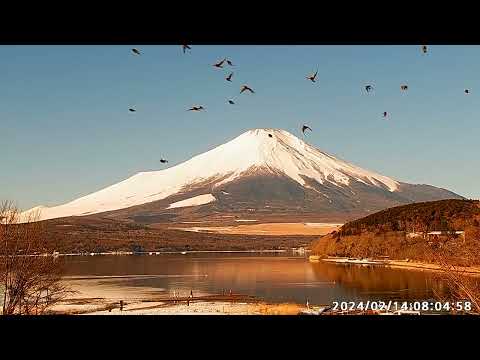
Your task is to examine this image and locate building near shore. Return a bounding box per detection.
[426,231,465,242]
[406,230,465,242]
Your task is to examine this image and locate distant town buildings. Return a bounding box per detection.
[292,247,306,255]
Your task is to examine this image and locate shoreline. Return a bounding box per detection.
[50,291,304,315]
[316,256,480,275]
[47,277,306,315]
[387,260,480,275]
[7,249,292,258]
[75,300,305,315]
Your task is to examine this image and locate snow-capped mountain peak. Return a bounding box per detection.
[229,128,399,191]
[22,128,460,222]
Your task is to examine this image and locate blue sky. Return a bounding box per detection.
[1,45,479,210]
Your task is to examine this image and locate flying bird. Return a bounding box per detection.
[128,108,136,112]
[465,89,470,94]
[400,85,409,91]
[365,85,373,93]
[160,159,168,164]
[182,45,191,53]
[226,59,234,66]
[307,70,318,83]
[131,48,141,55]
[422,45,428,54]
[226,72,233,82]
[383,111,388,118]
[213,58,226,68]
[240,85,255,94]
[302,125,312,135]
[268,134,273,138]
[228,99,235,105]
[187,106,205,111]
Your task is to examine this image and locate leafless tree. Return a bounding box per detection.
[1,201,72,315]
[429,232,480,314]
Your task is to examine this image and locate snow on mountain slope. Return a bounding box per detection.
[167,194,216,209]
[23,128,401,221]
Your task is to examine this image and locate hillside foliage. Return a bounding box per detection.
[312,200,480,265]
[340,199,480,236]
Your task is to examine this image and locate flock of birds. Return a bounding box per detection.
[128,45,260,164]
[127,44,471,165]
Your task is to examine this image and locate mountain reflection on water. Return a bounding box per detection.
[63,253,447,305]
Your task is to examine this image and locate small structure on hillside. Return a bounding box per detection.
[426,231,465,242]
[406,230,465,242]
[406,232,424,239]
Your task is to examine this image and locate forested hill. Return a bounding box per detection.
[339,199,480,236]
[311,199,480,264]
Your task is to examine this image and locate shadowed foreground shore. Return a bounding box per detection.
[49,294,304,315]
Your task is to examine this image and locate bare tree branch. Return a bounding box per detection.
[428,232,480,314]
[1,201,72,315]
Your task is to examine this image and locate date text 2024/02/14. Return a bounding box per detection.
[332,301,473,313]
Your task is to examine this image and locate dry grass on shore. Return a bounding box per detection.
[257,303,302,315]
[49,297,303,315]
[171,223,342,236]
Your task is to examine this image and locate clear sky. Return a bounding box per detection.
[1,45,479,210]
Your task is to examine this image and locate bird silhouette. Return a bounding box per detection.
[268,134,273,138]
[226,59,234,66]
[383,111,388,118]
[160,159,168,164]
[302,125,312,134]
[188,106,205,111]
[307,70,318,82]
[129,108,136,112]
[213,58,226,68]
[365,85,373,93]
[240,85,255,94]
[226,72,233,82]
[228,100,235,105]
[400,85,409,91]
[182,45,191,53]
[131,48,141,56]
[465,89,470,94]
[422,45,428,54]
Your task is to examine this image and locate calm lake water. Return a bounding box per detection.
[63,253,447,305]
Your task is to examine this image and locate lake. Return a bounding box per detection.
[62,253,447,305]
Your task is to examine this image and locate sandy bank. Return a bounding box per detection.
[318,257,480,276]
[49,277,304,315]
[87,301,260,315]
[386,260,480,275]
[52,296,303,315]
[86,300,303,315]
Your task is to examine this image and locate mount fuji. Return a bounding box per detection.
[23,128,463,223]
